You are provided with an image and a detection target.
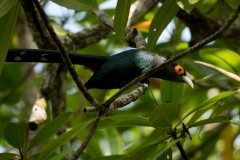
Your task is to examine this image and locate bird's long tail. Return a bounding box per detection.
[6,49,108,71]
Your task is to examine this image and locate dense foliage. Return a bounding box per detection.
[0,0,240,159]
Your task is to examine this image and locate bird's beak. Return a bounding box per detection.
[182,75,194,88]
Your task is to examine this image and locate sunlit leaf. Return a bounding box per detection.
[160,81,184,104]
[195,61,240,83]
[52,0,98,11]
[0,1,19,74]
[127,139,178,159]
[95,128,122,155]
[105,128,122,154]
[36,119,93,160]
[225,0,239,10]
[188,116,229,128]
[123,129,170,157]
[93,155,129,160]
[149,103,178,129]
[148,0,179,49]
[99,115,149,128]
[29,112,72,148]
[187,103,215,127]
[157,147,172,160]
[0,153,18,160]
[114,0,131,39]
[199,48,240,74]
[230,120,240,126]
[4,122,27,149]
[0,0,18,18]
[177,0,199,13]
[180,91,236,126]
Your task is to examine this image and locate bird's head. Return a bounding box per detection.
[152,63,194,88]
[172,64,194,88]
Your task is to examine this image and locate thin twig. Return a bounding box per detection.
[32,0,100,107]
[72,114,102,160]
[176,141,190,160]
[175,124,227,160]
[170,128,190,160]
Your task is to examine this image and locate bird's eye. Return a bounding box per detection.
[173,65,185,75]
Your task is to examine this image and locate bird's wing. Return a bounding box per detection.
[85,50,154,89]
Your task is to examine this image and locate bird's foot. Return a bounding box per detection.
[137,79,149,89]
[83,106,98,113]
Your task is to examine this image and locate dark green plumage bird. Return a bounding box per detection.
[6,49,193,89]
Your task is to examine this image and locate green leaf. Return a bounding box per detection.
[148,0,179,49]
[225,0,239,10]
[230,120,240,126]
[157,147,172,160]
[146,141,175,160]
[149,103,178,129]
[99,115,150,128]
[4,122,27,149]
[127,140,178,159]
[0,153,18,160]
[187,104,215,127]
[199,48,240,74]
[29,112,72,148]
[93,155,129,160]
[92,128,122,156]
[177,0,199,13]
[114,0,131,39]
[0,1,19,75]
[52,0,98,11]
[180,91,236,126]
[123,129,169,154]
[160,81,184,104]
[36,119,93,160]
[188,116,229,128]
[0,0,18,18]
[103,128,122,154]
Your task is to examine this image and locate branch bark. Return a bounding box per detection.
[177,8,240,45]
[32,0,100,107]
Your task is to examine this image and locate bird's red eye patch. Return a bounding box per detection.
[173,65,185,75]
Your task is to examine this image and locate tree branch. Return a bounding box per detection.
[72,114,101,160]
[73,81,149,159]
[20,0,56,49]
[107,81,149,116]
[91,10,114,29]
[125,27,147,49]
[128,0,158,26]
[177,7,240,45]
[32,0,100,107]
[64,0,157,51]
[176,141,190,160]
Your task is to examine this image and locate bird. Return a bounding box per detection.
[5,48,193,89]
